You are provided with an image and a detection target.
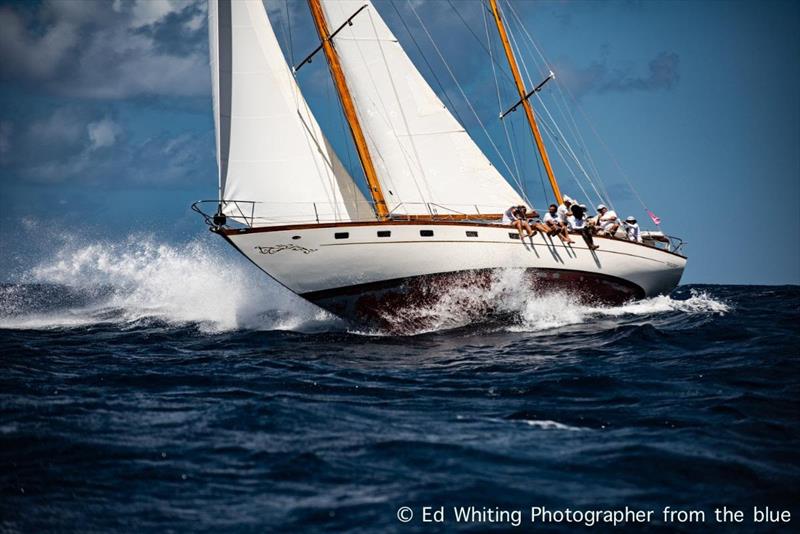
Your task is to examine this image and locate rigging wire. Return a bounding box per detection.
[444,0,515,86]
[503,1,610,206]
[534,93,605,205]
[508,3,624,211]
[406,0,531,207]
[481,1,524,200]
[283,0,294,66]
[499,0,603,206]
[361,6,433,210]
[538,118,595,204]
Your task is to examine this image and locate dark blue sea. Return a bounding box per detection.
[1,238,798,532]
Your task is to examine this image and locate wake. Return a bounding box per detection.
[363,268,728,335]
[0,236,728,335]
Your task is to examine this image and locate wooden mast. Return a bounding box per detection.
[488,0,563,205]
[306,0,389,220]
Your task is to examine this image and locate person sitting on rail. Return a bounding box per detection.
[502,205,517,225]
[568,203,599,250]
[623,216,642,243]
[557,195,574,223]
[595,204,620,237]
[523,207,550,238]
[504,205,535,242]
[544,204,575,244]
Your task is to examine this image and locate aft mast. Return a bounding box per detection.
[306,0,390,220]
[488,0,563,205]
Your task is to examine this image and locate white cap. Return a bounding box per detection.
[597,204,607,211]
[563,196,573,204]
[626,216,637,222]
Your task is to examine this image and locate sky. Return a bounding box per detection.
[0,0,798,285]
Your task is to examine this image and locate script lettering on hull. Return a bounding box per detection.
[254,244,318,255]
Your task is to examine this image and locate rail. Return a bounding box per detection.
[191,200,685,254]
[191,200,509,229]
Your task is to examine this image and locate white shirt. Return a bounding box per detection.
[569,215,586,230]
[599,209,618,230]
[543,212,560,225]
[625,222,642,243]
[557,204,570,223]
[502,207,516,225]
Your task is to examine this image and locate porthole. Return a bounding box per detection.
[420,230,434,237]
[377,230,391,237]
[466,231,478,237]
[334,232,349,239]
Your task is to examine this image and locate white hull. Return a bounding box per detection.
[219,221,686,327]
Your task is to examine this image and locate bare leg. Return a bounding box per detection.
[514,220,525,241]
[560,225,575,244]
[522,220,534,238]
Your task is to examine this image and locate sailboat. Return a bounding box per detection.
[195,0,687,329]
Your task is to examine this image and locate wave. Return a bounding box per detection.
[360,268,729,335]
[0,236,729,335]
[0,235,338,333]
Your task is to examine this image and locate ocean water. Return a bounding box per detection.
[1,237,798,532]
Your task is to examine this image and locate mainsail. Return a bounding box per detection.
[319,0,524,216]
[208,0,371,225]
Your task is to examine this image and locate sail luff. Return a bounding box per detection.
[207,0,370,225]
[489,0,563,206]
[208,0,231,203]
[306,0,390,220]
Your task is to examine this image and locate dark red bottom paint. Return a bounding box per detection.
[302,268,644,333]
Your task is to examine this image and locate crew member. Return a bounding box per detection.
[623,216,642,243]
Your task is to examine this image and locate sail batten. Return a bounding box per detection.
[320,0,523,215]
[208,0,370,225]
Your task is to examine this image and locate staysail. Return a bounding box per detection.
[208,0,371,225]
[319,0,524,216]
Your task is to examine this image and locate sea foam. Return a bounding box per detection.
[1,236,728,335]
[0,235,335,333]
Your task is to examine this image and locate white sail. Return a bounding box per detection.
[208,0,371,225]
[320,0,524,216]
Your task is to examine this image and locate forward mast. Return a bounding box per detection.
[488,0,563,205]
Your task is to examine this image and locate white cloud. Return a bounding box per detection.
[0,0,208,99]
[129,0,194,29]
[7,105,212,186]
[0,6,79,80]
[184,12,205,31]
[87,118,122,150]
